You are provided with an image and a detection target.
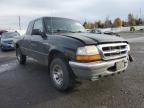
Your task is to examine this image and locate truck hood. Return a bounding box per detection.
[60,33,127,45]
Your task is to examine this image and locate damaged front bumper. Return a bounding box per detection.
[69,57,128,81]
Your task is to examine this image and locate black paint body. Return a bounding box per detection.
[17,17,127,65]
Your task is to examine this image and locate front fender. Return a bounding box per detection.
[48,46,76,61]
[47,35,85,62]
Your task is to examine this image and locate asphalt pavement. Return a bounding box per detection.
[0,31,144,108]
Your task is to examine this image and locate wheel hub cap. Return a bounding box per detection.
[52,65,63,86]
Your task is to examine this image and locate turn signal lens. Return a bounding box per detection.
[76,54,101,61]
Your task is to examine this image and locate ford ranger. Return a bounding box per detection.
[16,17,130,91]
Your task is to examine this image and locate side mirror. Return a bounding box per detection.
[32,29,42,35]
[32,29,47,39]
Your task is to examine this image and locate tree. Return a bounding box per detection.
[128,13,136,26]
[114,18,122,27]
[122,20,128,27]
[83,21,94,29]
[94,21,98,28]
[96,20,104,28]
[136,18,143,25]
[83,21,88,28]
[104,17,113,28]
[142,19,144,25]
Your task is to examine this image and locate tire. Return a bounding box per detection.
[50,57,75,91]
[16,47,26,65]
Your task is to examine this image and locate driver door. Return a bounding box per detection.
[30,19,47,64]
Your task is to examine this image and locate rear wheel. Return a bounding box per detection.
[50,57,75,91]
[16,47,26,65]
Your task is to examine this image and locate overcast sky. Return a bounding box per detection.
[0,0,144,29]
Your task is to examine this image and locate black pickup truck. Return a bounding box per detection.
[16,17,130,91]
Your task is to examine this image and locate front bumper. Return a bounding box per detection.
[69,57,128,81]
[1,43,15,50]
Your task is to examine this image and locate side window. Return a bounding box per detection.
[33,19,43,32]
[26,22,33,35]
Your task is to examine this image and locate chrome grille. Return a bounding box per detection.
[98,43,128,60]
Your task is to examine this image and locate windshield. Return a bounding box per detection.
[2,32,20,39]
[45,18,86,33]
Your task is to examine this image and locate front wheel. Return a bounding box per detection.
[16,48,26,65]
[50,57,75,91]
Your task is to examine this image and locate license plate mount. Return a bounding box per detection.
[116,61,125,71]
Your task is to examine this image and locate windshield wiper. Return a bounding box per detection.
[52,29,84,33]
[53,30,75,33]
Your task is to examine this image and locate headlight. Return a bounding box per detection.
[76,45,101,61]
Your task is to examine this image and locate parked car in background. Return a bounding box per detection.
[90,29,103,34]
[0,32,21,51]
[86,29,91,33]
[90,29,120,37]
[104,31,120,37]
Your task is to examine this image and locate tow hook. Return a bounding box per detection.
[129,54,134,62]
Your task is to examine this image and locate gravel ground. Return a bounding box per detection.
[0,31,144,108]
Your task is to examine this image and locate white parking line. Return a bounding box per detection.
[0,61,17,73]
